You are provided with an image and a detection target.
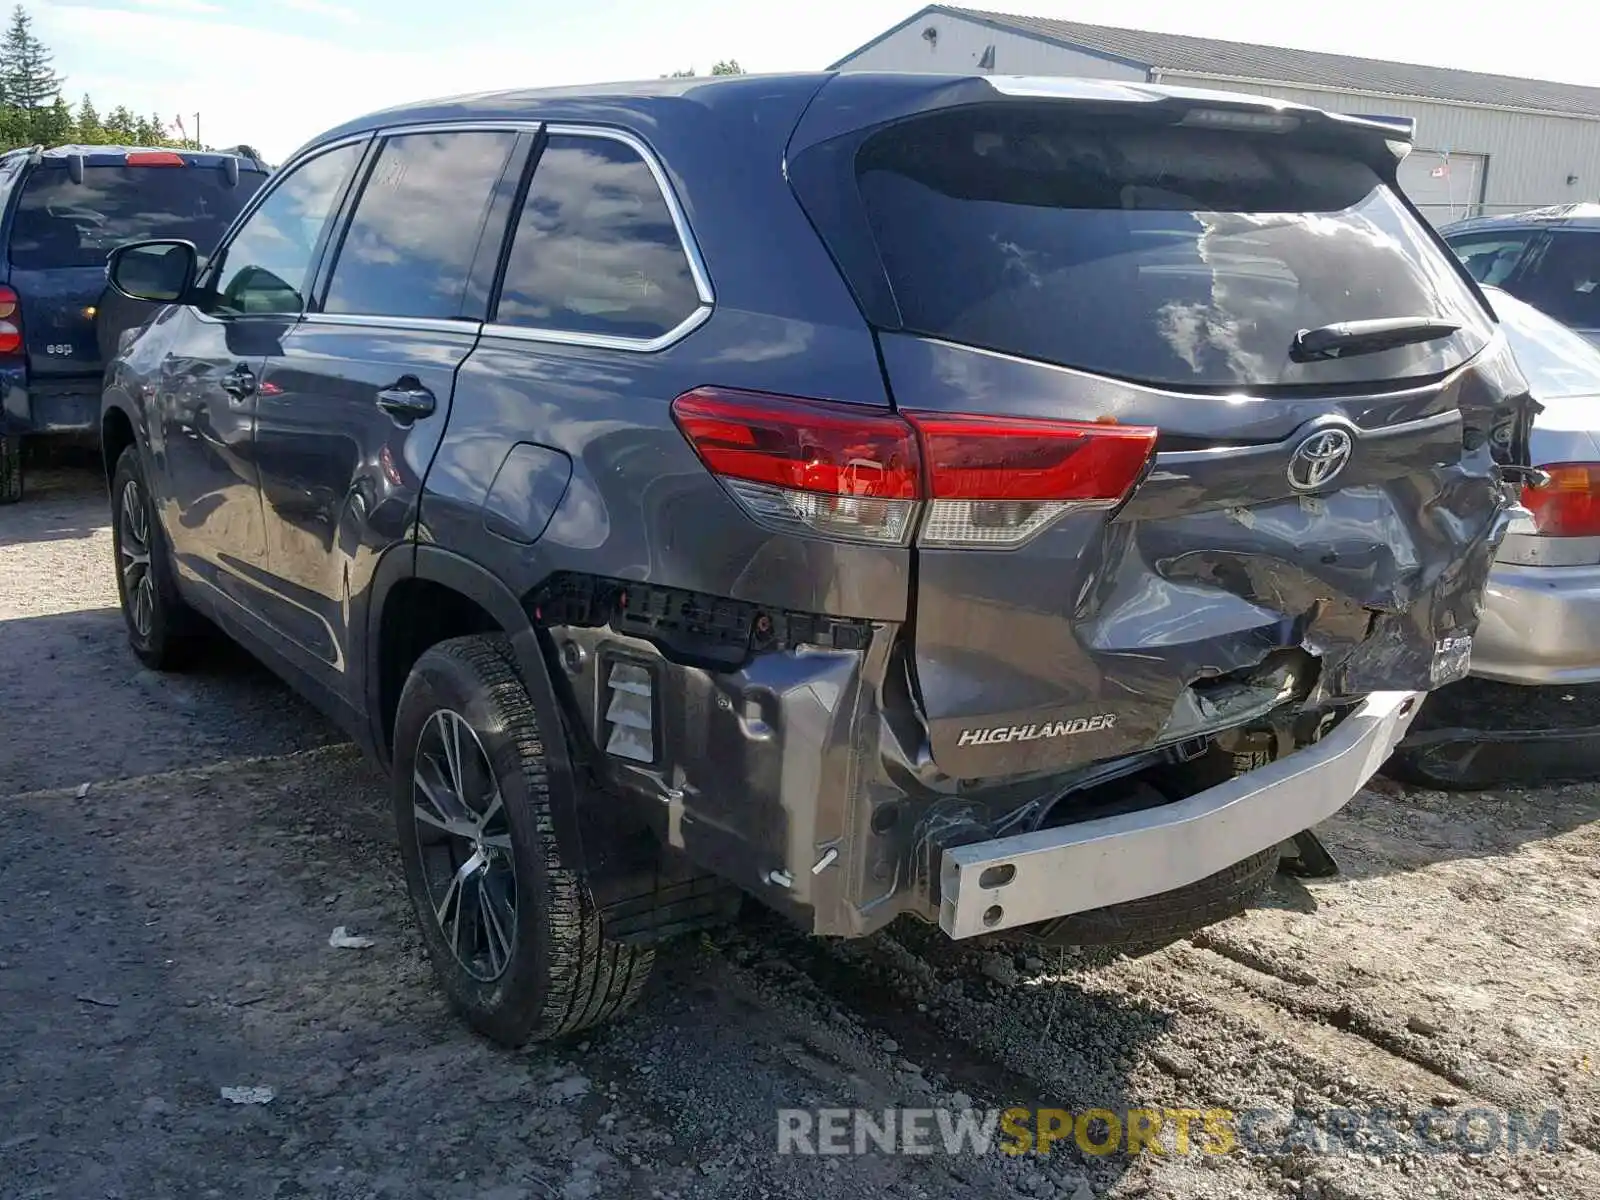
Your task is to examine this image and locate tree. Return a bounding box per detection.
[29,91,70,144]
[75,93,101,143]
[663,59,744,78]
[103,104,137,143]
[0,4,61,110]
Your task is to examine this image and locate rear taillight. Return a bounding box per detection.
[670,388,1157,549]
[671,387,921,545]
[1522,463,1600,537]
[0,286,22,357]
[903,411,1157,547]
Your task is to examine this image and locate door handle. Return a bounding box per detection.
[221,364,256,401]
[376,379,436,423]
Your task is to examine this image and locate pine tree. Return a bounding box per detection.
[28,91,70,144]
[75,93,100,143]
[104,104,136,143]
[0,5,62,111]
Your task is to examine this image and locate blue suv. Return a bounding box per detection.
[0,144,265,501]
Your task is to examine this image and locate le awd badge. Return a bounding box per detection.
[957,713,1117,748]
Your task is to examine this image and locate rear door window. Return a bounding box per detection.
[849,107,1492,389]
[321,130,516,320]
[493,133,703,342]
[1512,231,1600,331]
[9,163,265,269]
[1446,231,1538,286]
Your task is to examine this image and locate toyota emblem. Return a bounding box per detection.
[1286,427,1354,492]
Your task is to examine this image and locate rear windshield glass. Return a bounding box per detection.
[1489,286,1600,397]
[854,108,1491,389]
[10,164,264,269]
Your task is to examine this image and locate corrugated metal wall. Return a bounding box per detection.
[1154,74,1600,224]
[835,18,1143,82]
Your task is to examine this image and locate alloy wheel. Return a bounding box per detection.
[118,478,156,639]
[412,708,518,981]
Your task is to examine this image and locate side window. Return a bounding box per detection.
[495,133,703,341]
[206,141,363,316]
[1516,231,1600,330]
[1446,233,1535,286]
[322,130,516,320]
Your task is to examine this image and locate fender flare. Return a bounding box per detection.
[366,544,589,863]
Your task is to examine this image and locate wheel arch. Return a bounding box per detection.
[367,545,589,864]
[100,401,136,481]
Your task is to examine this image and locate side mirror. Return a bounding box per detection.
[107,239,199,304]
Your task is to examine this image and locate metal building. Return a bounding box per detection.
[829,6,1600,225]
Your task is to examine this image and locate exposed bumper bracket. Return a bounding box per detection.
[937,691,1422,939]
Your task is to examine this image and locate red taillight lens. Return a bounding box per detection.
[904,411,1157,547]
[125,151,185,166]
[0,285,21,357]
[671,389,1159,549]
[1523,463,1600,537]
[671,387,922,545]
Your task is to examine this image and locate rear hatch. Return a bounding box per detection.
[788,76,1533,779]
[6,150,264,380]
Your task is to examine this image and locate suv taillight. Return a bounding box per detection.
[903,410,1157,547]
[670,388,1156,549]
[0,286,21,357]
[1522,463,1600,537]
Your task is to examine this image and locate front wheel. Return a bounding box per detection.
[392,635,654,1046]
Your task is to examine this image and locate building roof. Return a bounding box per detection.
[832,5,1600,120]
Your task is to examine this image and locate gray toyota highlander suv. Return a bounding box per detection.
[100,72,1532,1046]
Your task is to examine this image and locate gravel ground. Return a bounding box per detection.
[2,467,1597,1200]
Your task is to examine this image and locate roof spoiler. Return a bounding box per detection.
[1348,113,1417,140]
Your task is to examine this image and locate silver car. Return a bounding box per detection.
[1472,285,1600,684]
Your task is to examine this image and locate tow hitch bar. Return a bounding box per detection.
[1278,830,1340,878]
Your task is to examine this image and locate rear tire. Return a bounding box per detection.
[0,434,20,505]
[109,445,199,669]
[393,634,654,1046]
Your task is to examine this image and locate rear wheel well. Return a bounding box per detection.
[101,406,135,479]
[377,579,503,755]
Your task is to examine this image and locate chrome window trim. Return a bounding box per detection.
[482,304,712,353]
[191,119,715,352]
[486,122,715,354]
[300,312,484,335]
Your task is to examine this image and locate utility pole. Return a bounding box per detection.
[193,112,200,150]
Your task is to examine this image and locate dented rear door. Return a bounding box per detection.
[790,78,1531,779]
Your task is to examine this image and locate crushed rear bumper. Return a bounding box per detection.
[937,690,1423,938]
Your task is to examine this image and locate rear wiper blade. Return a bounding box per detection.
[1290,317,1461,363]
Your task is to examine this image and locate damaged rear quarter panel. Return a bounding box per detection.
[885,334,1522,779]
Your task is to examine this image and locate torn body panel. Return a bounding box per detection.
[883,334,1526,780]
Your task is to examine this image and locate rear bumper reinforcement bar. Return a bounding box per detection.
[938,690,1423,939]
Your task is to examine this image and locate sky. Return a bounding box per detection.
[31,0,1600,162]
